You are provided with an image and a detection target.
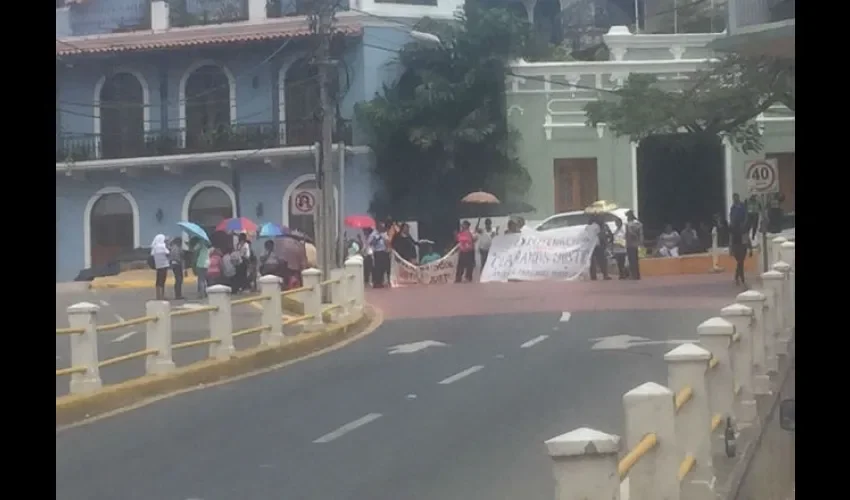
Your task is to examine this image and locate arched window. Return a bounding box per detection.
[100,73,145,159]
[288,179,318,240]
[185,65,231,150]
[284,58,322,146]
[187,186,234,237]
[90,193,135,268]
[534,0,564,45]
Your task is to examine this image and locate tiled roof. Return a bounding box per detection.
[56,17,362,56]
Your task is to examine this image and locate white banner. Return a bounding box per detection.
[391,246,460,286]
[480,225,597,282]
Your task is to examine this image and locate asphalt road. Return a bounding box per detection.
[56,288,265,397]
[56,307,717,500]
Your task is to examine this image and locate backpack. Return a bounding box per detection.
[221,252,238,278]
[207,251,223,278]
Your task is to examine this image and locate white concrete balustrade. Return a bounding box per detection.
[545,240,797,500]
[56,260,367,396]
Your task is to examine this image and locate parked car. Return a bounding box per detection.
[534,208,631,234]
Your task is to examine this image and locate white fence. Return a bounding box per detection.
[546,237,795,500]
[56,257,367,395]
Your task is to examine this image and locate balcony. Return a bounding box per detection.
[56,120,353,163]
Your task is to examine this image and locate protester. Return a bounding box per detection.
[477,218,496,270]
[746,194,761,240]
[361,227,374,287]
[657,224,681,258]
[150,234,170,300]
[504,219,519,234]
[259,239,281,277]
[729,193,747,231]
[680,222,700,255]
[207,246,223,287]
[392,223,418,264]
[455,220,476,283]
[588,215,612,281]
[730,223,751,287]
[233,233,252,294]
[277,234,307,289]
[384,217,399,285]
[189,236,210,299]
[368,222,391,288]
[167,236,185,300]
[766,192,785,234]
[612,218,628,279]
[419,240,441,265]
[625,210,643,280]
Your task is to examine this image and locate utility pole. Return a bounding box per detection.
[310,0,337,292]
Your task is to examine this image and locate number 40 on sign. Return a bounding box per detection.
[745,159,779,195]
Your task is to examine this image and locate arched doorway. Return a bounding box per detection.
[99,73,145,159]
[185,65,232,150]
[284,58,321,146]
[187,186,235,237]
[90,193,135,268]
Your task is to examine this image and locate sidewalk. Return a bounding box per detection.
[89,269,198,290]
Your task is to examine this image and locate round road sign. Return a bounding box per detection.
[293,190,316,214]
[745,160,778,194]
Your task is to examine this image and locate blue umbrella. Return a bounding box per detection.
[177,221,211,244]
[258,222,288,238]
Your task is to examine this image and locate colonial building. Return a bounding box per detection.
[55,0,464,281]
[711,0,794,57]
[505,26,795,230]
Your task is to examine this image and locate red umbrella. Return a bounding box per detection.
[344,214,376,229]
[461,191,500,204]
[216,217,258,233]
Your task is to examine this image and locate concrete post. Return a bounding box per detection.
[623,382,679,500]
[66,302,102,395]
[329,268,347,321]
[779,241,795,328]
[762,270,786,357]
[735,290,770,395]
[259,275,284,346]
[720,304,757,426]
[772,261,793,335]
[247,0,267,21]
[545,427,621,500]
[710,227,722,272]
[206,285,234,360]
[150,0,169,32]
[770,236,787,268]
[144,300,175,375]
[345,256,364,312]
[301,268,325,331]
[664,343,713,473]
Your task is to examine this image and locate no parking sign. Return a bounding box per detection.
[292,189,317,215]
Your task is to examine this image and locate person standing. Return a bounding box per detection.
[384,217,399,286]
[189,236,210,299]
[746,195,761,240]
[361,227,374,287]
[729,193,747,231]
[730,223,751,286]
[625,210,643,280]
[392,223,419,264]
[168,237,185,300]
[455,220,476,283]
[612,218,628,279]
[150,234,171,301]
[477,218,496,270]
[588,215,612,281]
[368,222,390,288]
[233,233,251,294]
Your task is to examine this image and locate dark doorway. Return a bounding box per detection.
[637,134,724,239]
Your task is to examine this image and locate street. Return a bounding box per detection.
[56,288,265,397]
[56,301,718,500]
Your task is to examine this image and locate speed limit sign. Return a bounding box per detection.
[745,159,779,194]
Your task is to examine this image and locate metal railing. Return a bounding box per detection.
[56,258,367,397]
[545,236,796,499]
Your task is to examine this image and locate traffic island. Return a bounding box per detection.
[56,305,380,427]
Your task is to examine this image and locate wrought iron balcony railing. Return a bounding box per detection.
[56,119,353,163]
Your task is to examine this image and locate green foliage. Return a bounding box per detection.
[584,55,795,154]
[355,1,559,227]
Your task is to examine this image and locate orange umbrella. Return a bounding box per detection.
[461,191,500,204]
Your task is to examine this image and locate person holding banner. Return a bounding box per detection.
[455,220,477,283]
[477,218,497,270]
[392,223,419,264]
[588,214,612,281]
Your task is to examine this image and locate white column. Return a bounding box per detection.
[247,0,267,21]
[723,138,734,217]
[772,261,793,334]
[761,270,786,356]
[735,290,770,395]
[664,344,713,472]
[301,268,325,331]
[345,256,364,312]
[720,304,757,426]
[207,285,234,360]
[697,318,735,418]
[67,302,102,395]
[521,0,538,24]
[259,275,284,346]
[150,0,170,32]
[630,141,639,217]
[145,300,175,375]
[545,427,621,500]
[770,236,787,268]
[623,382,679,500]
[780,241,796,328]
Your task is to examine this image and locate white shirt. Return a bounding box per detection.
[477,230,495,251]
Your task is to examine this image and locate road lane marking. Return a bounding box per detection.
[115,314,125,322]
[560,312,572,322]
[111,331,138,343]
[494,354,505,359]
[313,413,383,443]
[520,335,549,349]
[438,365,484,385]
[406,394,417,400]
[99,300,109,307]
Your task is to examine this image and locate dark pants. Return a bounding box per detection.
[456,251,475,283]
[614,253,627,279]
[747,213,760,239]
[732,246,747,284]
[589,246,609,280]
[155,267,168,288]
[234,262,248,293]
[626,247,641,280]
[171,263,184,298]
[479,250,489,270]
[372,251,390,288]
[363,255,373,285]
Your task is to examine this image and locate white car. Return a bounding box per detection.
[534,208,631,234]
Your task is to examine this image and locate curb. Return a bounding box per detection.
[56,306,382,428]
[89,276,199,290]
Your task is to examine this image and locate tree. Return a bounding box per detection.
[583,54,795,154]
[355,1,560,236]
